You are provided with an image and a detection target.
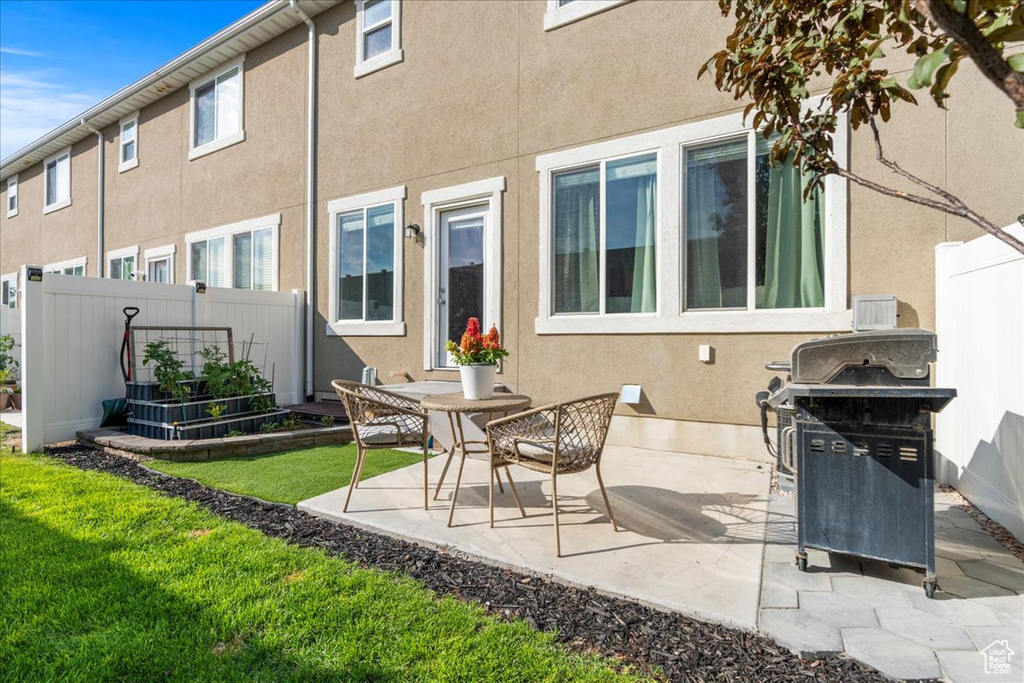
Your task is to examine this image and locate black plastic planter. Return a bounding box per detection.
[128,409,289,440]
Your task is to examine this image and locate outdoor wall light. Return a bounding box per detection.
[404,223,421,240]
[194,281,207,294]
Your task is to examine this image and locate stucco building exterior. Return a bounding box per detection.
[2,0,1022,458]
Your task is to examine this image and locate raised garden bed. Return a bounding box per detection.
[129,393,275,424]
[128,408,289,440]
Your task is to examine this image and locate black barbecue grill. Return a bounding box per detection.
[758,329,956,597]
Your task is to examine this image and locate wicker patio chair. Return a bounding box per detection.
[331,380,430,512]
[485,393,619,557]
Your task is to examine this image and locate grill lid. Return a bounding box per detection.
[791,329,938,385]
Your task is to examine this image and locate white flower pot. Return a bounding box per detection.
[460,364,496,400]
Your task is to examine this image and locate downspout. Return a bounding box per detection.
[80,118,105,277]
[291,0,317,400]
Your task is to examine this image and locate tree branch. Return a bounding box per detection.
[913,0,1024,114]
[866,116,963,207]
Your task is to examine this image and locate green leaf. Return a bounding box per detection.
[1017,110,1024,129]
[909,44,953,90]
[1008,53,1024,73]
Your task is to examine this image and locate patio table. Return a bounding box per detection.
[421,392,531,526]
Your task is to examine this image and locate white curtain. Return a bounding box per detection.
[630,166,657,313]
[553,167,600,313]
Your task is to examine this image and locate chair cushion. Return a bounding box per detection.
[495,432,594,466]
[359,425,423,445]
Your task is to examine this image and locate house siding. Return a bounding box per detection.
[1,0,1021,456]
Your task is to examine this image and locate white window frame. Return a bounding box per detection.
[107,245,140,280]
[535,102,849,335]
[144,244,176,283]
[544,0,630,31]
[6,174,18,218]
[45,256,87,276]
[42,147,72,214]
[354,0,403,78]
[1,272,17,309]
[421,176,505,371]
[118,112,139,173]
[327,185,406,336]
[188,56,246,161]
[184,213,280,291]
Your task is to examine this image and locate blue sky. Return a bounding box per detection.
[0,0,264,160]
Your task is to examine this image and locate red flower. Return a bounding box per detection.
[465,317,482,337]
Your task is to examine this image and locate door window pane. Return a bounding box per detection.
[684,139,748,309]
[445,216,484,345]
[338,211,365,320]
[605,154,657,314]
[365,205,394,321]
[755,139,825,309]
[553,166,600,313]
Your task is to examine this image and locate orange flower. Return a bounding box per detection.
[486,325,501,348]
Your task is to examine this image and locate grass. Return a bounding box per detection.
[146,444,426,505]
[0,452,639,682]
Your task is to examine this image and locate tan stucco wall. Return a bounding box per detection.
[2,1,1021,452]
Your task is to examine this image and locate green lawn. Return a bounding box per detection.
[0,452,638,682]
[146,444,427,505]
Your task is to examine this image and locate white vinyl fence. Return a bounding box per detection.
[0,304,20,345]
[935,226,1024,540]
[18,267,303,451]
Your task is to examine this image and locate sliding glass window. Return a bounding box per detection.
[337,203,396,322]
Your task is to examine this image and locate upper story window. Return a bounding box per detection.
[535,102,849,334]
[119,112,139,172]
[6,175,17,218]
[327,185,406,336]
[43,147,72,214]
[186,213,279,291]
[189,57,245,160]
[544,0,629,31]
[354,0,403,78]
[107,246,139,280]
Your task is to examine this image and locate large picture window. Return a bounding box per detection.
[327,186,406,336]
[536,103,848,334]
[553,153,657,315]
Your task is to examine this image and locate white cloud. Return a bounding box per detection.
[0,67,104,160]
[0,47,46,58]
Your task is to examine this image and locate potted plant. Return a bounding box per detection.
[445,317,508,400]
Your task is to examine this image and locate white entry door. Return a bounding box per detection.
[437,203,489,368]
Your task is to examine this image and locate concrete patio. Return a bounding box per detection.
[299,447,1024,682]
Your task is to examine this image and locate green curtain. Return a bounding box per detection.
[553,169,600,313]
[759,160,825,309]
[630,171,657,313]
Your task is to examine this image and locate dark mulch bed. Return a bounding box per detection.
[45,444,891,683]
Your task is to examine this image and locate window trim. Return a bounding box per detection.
[188,56,246,161]
[6,174,18,218]
[326,185,406,337]
[421,176,505,371]
[45,256,87,276]
[107,245,140,280]
[144,244,176,284]
[42,147,72,214]
[354,0,404,78]
[184,213,280,291]
[118,112,140,173]
[543,0,630,31]
[535,102,849,334]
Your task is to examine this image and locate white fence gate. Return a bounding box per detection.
[935,226,1024,540]
[18,268,303,451]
